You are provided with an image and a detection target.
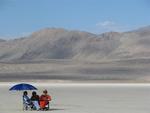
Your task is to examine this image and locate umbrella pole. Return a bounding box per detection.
[22,91,24,111]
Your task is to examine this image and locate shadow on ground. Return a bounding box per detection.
[49,108,65,111]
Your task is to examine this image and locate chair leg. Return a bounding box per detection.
[48,103,50,110]
[23,104,31,111]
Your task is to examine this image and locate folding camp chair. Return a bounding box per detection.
[23,95,33,110]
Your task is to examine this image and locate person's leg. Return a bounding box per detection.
[32,101,40,110]
[40,101,45,110]
[45,102,49,110]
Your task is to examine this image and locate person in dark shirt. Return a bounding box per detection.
[30,91,40,110]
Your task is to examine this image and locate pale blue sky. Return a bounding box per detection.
[0,0,150,39]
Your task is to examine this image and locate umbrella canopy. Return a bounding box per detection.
[9,83,37,91]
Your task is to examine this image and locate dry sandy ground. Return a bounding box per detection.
[0,83,150,113]
[1,59,150,82]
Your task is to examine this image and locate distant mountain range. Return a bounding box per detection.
[0,26,150,61]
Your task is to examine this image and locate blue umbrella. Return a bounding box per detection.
[9,83,37,91]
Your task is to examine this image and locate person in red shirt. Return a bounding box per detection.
[40,90,52,110]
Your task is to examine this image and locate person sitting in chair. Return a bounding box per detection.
[39,90,52,110]
[23,91,32,110]
[30,91,40,110]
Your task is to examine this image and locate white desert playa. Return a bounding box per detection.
[0,83,150,113]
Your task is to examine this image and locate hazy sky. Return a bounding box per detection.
[0,0,150,39]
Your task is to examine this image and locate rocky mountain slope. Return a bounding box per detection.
[0,26,150,61]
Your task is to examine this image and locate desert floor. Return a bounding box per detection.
[0,83,150,113]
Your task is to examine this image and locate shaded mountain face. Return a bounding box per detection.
[0,39,5,42]
[0,27,150,61]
